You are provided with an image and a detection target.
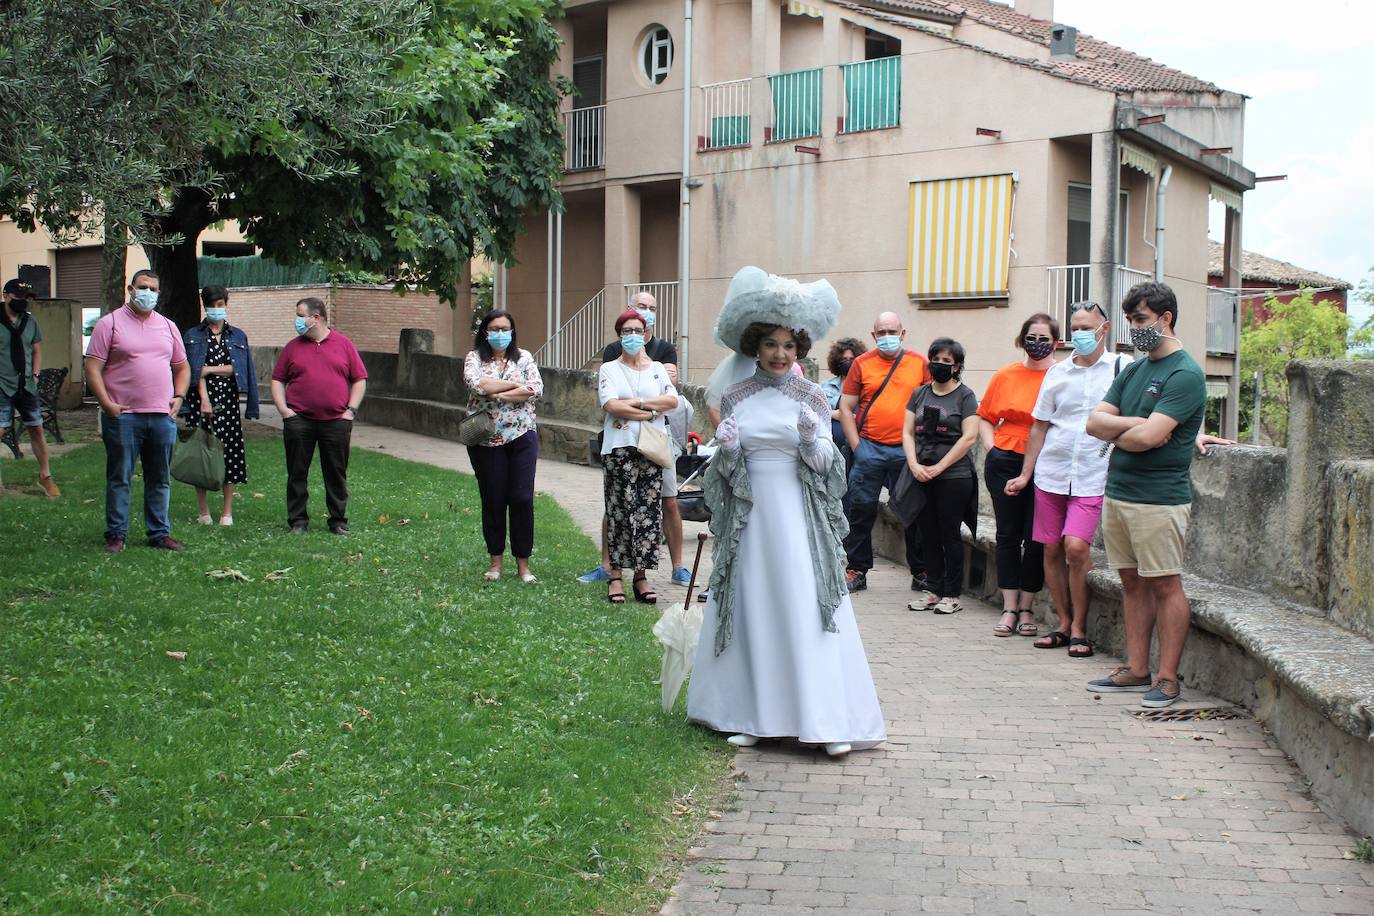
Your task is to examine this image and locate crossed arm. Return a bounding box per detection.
[1085,401,1179,453]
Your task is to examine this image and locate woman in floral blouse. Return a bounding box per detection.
[463,310,544,582]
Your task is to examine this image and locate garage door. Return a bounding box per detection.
[55,246,105,310]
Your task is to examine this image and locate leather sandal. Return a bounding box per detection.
[1068,637,1095,658]
[632,574,657,604]
[607,575,625,604]
[1016,610,1039,636]
[993,611,1017,637]
[1035,630,1071,649]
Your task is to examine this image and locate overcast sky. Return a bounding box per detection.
[1055,0,1373,325]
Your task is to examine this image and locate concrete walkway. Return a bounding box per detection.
[262,413,1374,916]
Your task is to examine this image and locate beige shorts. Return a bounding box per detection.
[1102,497,1191,577]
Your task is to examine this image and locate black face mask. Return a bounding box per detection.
[930,362,956,384]
[1024,339,1055,361]
[837,359,853,377]
[8,298,29,313]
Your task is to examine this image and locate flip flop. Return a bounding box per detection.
[1035,630,1071,649]
[1068,637,1095,658]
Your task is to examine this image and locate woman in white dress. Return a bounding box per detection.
[687,271,886,758]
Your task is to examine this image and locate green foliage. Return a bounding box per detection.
[1354,837,1374,864]
[197,256,331,289]
[0,440,728,911]
[1238,290,1372,444]
[471,272,495,331]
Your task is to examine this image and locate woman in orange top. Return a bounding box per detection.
[978,313,1059,638]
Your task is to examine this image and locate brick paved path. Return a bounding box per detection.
[259,414,1374,915]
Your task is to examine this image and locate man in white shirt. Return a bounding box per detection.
[1006,302,1126,657]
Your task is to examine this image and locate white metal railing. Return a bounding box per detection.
[768,67,822,142]
[1207,287,1240,355]
[534,288,606,369]
[840,56,901,133]
[700,79,751,151]
[564,105,605,171]
[1112,266,1151,349]
[622,281,680,346]
[1045,264,1091,341]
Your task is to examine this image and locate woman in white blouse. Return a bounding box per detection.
[597,310,679,604]
[463,310,544,583]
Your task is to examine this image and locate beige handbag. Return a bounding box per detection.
[636,419,674,469]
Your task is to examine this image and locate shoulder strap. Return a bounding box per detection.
[1114,354,1125,378]
[856,351,904,433]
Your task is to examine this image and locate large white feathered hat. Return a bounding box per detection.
[712,266,842,352]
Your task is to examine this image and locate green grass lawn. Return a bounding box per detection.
[0,438,730,913]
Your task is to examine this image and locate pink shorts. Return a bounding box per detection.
[1032,486,1104,545]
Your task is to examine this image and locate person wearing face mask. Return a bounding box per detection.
[820,337,867,477]
[183,285,259,526]
[596,310,679,604]
[0,279,60,496]
[85,269,192,553]
[463,310,543,582]
[1003,302,1127,657]
[901,338,980,616]
[1085,282,1208,709]
[270,297,368,535]
[837,312,932,594]
[979,312,1059,638]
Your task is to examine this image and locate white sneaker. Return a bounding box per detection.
[196,514,213,525]
[824,742,852,757]
[726,734,759,747]
[907,591,939,611]
[933,597,963,615]
[219,516,233,527]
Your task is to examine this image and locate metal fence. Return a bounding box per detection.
[700,79,751,150]
[563,105,605,171]
[768,67,822,142]
[533,288,606,370]
[1045,264,1091,340]
[622,281,680,347]
[840,57,901,133]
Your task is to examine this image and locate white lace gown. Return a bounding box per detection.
[687,380,887,748]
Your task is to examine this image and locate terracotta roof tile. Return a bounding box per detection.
[1207,240,1352,290]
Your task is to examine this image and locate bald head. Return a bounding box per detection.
[871,311,906,356]
[873,312,903,334]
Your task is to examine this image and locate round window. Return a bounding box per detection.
[639,26,674,85]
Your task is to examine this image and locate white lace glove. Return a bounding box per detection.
[715,415,740,452]
[797,404,820,445]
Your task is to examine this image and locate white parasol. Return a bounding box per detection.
[654,532,708,713]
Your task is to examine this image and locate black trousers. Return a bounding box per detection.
[984,447,1044,593]
[283,416,352,529]
[917,474,975,598]
[467,430,539,558]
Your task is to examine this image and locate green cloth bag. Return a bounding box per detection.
[171,426,224,492]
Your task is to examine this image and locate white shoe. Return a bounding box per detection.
[520,572,537,584]
[196,514,213,526]
[726,734,759,747]
[825,742,852,757]
[934,597,963,615]
[219,516,233,527]
[907,591,939,611]
[483,569,500,581]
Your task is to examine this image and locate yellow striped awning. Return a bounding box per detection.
[1210,181,1243,212]
[908,173,1016,300]
[1120,141,1157,175]
[787,0,822,16]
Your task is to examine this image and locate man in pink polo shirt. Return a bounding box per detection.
[85,269,191,553]
[270,297,368,535]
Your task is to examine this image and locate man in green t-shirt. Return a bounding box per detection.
[0,279,60,496]
[1084,282,1205,708]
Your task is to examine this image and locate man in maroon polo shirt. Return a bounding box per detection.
[270,297,368,535]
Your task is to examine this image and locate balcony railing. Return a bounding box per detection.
[700,79,751,151]
[840,57,901,133]
[534,288,606,370]
[1045,265,1152,349]
[1112,266,1151,349]
[768,67,822,142]
[623,281,680,346]
[564,105,605,172]
[1207,287,1240,355]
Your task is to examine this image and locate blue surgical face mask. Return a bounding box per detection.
[206,307,228,323]
[486,330,512,350]
[1070,328,1101,356]
[875,334,902,355]
[132,288,159,312]
[637,309,656,330]
[620,333,645,355]
[295,316,311,336]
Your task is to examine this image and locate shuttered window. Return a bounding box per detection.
[908,174,1016,300]
[55,246,105,310]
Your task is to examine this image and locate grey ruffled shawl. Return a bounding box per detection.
[702,411,850,656]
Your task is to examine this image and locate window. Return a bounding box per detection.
[572,57,604,108]
[640,27,673,84]
[1066,185,1128,264]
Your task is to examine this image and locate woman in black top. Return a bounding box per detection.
[901,338,980,615]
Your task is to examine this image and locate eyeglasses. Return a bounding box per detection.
[1069,301,1106,319]
[1024,335,1054,345]
[619,328,645,337]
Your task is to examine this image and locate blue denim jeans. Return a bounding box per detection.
[842,437,924,576]
[102,411,177,541]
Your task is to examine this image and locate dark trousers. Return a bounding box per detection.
[842,438,925,577]
[467,430,539,558]
[917,475,974,597]
[283,416,352,529]
[984,447,1044,593]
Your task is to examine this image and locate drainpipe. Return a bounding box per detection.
[678,0,694,382]
[1154,163,1172,281]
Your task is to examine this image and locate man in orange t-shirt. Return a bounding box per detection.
[838,311,932,592]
